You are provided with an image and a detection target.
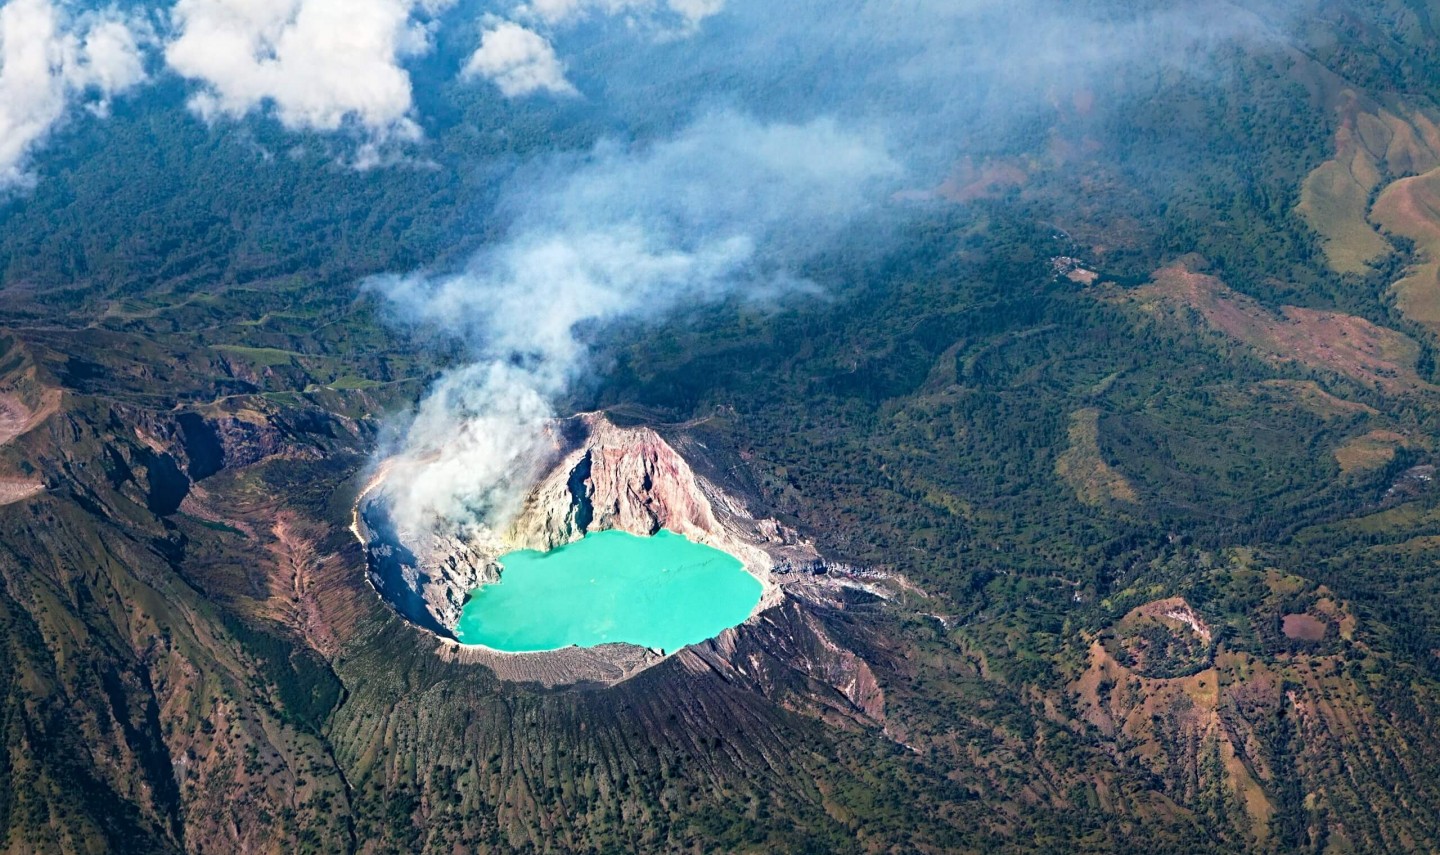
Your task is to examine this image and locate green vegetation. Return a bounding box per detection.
[211,344,304,368]
[3,0,1440,851]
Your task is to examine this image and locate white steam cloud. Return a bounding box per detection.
[371,112,897,533]
[163,0,444,141]
[463,21,575,98]
[0,0,146,189]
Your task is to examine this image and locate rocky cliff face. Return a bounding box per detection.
[508,416,721,549]
[507,414,814,582]
[364,522,504,632]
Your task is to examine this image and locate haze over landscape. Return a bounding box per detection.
[2,0,1440,852]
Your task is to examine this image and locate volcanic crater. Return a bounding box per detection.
[356,413,888,688]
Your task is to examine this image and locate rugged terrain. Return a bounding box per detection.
[4,0,1440,852]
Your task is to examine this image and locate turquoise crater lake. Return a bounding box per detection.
[453,529,764,653]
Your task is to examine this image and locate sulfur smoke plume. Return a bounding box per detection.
[370,112,897,535]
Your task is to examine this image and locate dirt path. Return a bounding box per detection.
[272,516,339,658]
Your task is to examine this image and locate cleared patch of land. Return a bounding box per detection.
[934,155,1030,202]
[0,388,60,446]
[1282,613,1329,641]
[1124,265,1436,395]
[1055,407,1138,506]
[1372,168,1440,334]
[1294,93,1440,334]
[1333,429,1416,473]
[1252,379,1378,418]
[1296,94,1440,275]
[1297,130,1389,274]
[211,344,303,368]
[0,478,43,506]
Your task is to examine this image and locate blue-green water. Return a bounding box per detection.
[454,529,763,653]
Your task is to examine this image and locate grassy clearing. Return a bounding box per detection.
[324,376,382,390]
[1253,380,1377,418]
[1296,147,1389,274]
[211,344,302,367]
[1055,408,1138,506]
[1372,168,1440,333]
[1333,429,1411,473]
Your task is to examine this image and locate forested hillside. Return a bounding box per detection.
[2,0,1440,852]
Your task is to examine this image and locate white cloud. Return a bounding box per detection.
[463,22,574,98]
[662,0,722,29]
[164,0,442,140]
[466,0,723,97]
[0,0,147,189]
[519,0,721,30]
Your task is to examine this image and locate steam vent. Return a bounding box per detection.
[356,413,872,685]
